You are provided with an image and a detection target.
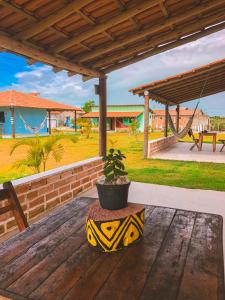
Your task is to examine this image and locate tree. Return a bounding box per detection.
[10,134,78,173]
[82,100,95,113]
[78,119,92,139]
[128,118,139,140]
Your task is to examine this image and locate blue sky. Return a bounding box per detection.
[0,29,225,116]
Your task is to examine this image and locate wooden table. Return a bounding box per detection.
[0,197,224,300]
[199,132,217,152]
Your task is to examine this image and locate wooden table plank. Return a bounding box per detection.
[0,198,223,300]
[177,213,224,300]
[139,210,196,300]
[0,198,92,267]
[0,200,90,289]
[94,207,176,300]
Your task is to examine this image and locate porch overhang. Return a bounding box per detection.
[0,0,225,156]
[129,57,225,105]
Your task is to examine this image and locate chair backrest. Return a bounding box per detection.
[0,181,29,232]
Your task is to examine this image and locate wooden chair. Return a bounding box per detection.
[219,139,225,152]
[0,181,29,232]
[188,129,200,151]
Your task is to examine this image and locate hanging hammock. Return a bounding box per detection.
[168,102,199,139]
[19,112,47,134]
[168,72,210,138]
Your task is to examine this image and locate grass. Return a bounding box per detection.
[0,131,224,191]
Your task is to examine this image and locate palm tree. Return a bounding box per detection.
[10,134,78,173]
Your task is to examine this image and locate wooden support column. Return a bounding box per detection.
[48,110,51,135]
[164,105,169,137]
[143,91,150,158]
[176,104,180,133]
[99,75,107,157]
[10,106,15,138]
[74,110,77,132]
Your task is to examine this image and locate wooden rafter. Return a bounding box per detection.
[102,20,225,74]
[148,92,176,106]
[74,0,225,64]
[16,0,94,40]
[0,32,101,77]
[1,0,70,39]
[89,8,225,68]
[129,55,225,105]
[53,0,163,53]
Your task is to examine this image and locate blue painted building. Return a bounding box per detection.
[0,90,80,138]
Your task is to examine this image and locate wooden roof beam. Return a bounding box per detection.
[16,0,94,40]
[158,73,225,94]
[27,58,36,65]
[0,33,101,77]
[147,92,176,105]
[73,0,225,63]
[1,0,69,39]
[104,21,225,78]
[164,81,225,99]
[94,11,225,70]
[77,10,96,25]
[53,0,163,53]
[170,86,225,104]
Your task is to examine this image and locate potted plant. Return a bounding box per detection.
[96,148,130,210]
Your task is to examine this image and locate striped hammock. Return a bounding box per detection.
[168,102,199,139]
[19,113,47,134]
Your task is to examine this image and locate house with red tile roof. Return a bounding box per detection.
[152,107,209,132]
[0,90,81,138]
[83,104,153,132]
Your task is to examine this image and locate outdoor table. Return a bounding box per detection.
[199,132,217,152]
[0,197,224,300]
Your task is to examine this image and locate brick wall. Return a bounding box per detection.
[0,157,103,237]
[148,135,178,158]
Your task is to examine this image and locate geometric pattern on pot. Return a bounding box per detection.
[86,208,145,252]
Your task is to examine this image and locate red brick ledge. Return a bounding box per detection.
[148,135,178,158]
[0,157,103,237]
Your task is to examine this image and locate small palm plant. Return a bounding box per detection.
[10,134,78,173]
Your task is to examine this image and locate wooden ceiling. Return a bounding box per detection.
[0,0,225,80]
[129,58,225,105]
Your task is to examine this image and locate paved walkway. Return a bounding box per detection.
[151,142,225,163]
[82,181,225,265]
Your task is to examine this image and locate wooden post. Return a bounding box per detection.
[99,75,107,157]
[10,106,15,138]
[176,104,180,133]
[144,91,150,158]
[48,110,51,135]
[74,110,77,132]
[164,105,169,137]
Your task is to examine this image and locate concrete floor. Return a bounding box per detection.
[151,142,225,163]
[82,181,225,266]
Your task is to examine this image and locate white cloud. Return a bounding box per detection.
[1,28,225,115]
[109,29,225,90]
[5,65,98,106]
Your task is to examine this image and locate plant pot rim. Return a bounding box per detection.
[96,181,130,187]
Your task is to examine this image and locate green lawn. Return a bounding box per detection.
[0,132,224,191]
